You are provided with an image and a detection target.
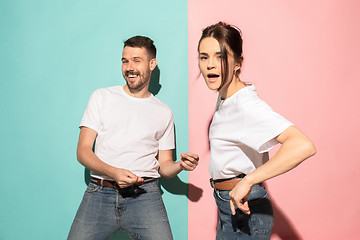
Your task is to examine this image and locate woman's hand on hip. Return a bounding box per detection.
[229,179,252,215]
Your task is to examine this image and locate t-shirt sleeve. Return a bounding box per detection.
[158,112,175,150]
[79,90,101,133]
[240,101,293,153]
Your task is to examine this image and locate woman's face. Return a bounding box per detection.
[198,37,236,91]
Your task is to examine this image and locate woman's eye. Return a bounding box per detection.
[199,56,208,60]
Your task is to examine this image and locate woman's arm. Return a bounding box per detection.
[229,125,316,215]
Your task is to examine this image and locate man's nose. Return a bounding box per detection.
[125,61,134,71]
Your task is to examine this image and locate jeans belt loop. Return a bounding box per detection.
[210,178,215,189]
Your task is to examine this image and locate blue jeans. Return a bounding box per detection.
[214,184,273,240]
[68,180,173,240]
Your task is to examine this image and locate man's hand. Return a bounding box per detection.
[179,152,199,171]
[229,180,252,215]
[111,168,144,188]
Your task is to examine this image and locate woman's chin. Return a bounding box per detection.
[205,81,220,91]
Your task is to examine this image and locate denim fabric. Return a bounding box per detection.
[214,184,273,240]
[68,180,173,240]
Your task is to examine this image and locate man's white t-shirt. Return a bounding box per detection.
[209,84,293,180]
[80,86,175,180]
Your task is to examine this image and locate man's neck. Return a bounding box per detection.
[123,85,151,98]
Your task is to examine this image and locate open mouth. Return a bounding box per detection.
[126,71,140,79]
[207,73,220,82]
[207,73,219,78]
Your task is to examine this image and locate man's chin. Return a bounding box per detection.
[127,82,144,91]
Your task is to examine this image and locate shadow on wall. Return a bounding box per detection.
[271,193,303,239]
[82,66,203,239]
[148,65,161,95]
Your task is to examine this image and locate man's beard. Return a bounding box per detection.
[124,70,149,91]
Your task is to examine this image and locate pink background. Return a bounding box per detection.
[188,0,360,239]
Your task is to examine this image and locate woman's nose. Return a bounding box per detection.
[207,58,215,69]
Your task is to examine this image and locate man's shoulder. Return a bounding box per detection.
[94,85,122,94]
[90,85,123,98]
[150,96,172,111]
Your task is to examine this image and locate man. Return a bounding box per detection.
[68,36,199,240]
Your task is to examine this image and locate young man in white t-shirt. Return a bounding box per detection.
[68,36,199,240]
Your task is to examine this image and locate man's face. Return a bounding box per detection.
[121,46,155,91]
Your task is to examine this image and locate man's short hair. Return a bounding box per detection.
[124,36,156,59]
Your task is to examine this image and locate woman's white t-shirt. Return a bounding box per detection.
[80,86,175,180]
[209,84,293,180]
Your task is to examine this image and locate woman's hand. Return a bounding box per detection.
[229,178,252,215]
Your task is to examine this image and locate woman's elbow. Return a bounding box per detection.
[302,139,316,159]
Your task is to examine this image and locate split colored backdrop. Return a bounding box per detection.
[1,1,359,240]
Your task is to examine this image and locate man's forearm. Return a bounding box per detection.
[77,146,117,179]
[158,160,182,178]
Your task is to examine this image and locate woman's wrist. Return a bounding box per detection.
[242,175,256,187]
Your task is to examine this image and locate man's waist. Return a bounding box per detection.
[90,177,157,189]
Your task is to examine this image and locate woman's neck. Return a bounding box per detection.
[219,76,246,99]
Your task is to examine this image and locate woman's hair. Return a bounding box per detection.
[198,22,243,90]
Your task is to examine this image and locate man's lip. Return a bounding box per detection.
[126,72,140,78]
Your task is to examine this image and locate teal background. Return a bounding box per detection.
[0,0,189,239]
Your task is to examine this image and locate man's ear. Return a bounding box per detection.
[149,58,157,71]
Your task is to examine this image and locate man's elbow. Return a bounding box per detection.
[76,145,88,165]
[158,170,176,179]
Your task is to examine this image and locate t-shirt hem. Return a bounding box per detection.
[79,123,100,133]
[258,123,294,153]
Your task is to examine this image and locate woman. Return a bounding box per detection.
[198,22,316,239]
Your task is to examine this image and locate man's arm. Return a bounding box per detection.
[77,127,144,187]
[157,149,199,178]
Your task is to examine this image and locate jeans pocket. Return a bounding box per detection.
[85,183,101,193]
[248,187,274,236]
[214,189,231,202]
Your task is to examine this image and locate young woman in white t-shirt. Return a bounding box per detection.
[198,22,316,239]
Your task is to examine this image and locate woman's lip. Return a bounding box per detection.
[207,76,219,83]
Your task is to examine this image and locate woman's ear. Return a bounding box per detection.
[234,64,241,74]
[234,56,243,74]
